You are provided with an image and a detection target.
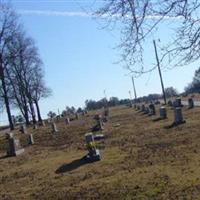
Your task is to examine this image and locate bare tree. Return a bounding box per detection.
[96,0,200,73]
[31,64,52,123]
[0,3,20,130]
[6,29,51,125]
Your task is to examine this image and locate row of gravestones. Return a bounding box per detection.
[5,113,78,157]
[134,97,192,125]
[6,132,34,157]
[84,107,109,162]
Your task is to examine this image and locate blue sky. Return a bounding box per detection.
[0,0,198,124]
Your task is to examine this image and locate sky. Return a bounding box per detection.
[0,0,199,124]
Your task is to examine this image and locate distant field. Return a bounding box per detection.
[1,105,200,199]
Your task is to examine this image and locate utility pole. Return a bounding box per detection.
[153,40,167,105]
[131,76,137,102]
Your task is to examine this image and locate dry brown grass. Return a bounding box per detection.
[1,105,200,199]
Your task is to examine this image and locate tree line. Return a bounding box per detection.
[0,3,51,129]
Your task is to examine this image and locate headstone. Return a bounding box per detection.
[168,100,173,107]
[188,98,194,109]
[56,115,61,121]
[65,117,70,125]
[6,133,24,156]
[144,107,150,114]
[174,97,182,107]
[98,119,104,130]
[20,124,27,134]
[174,107,185,124]
[33,124,38,130]
[28,134,34,145]
[51,122,58,133]
[76,113,79,120]
[141,104,145,112]
[94,134,105,141]
[104,107,109,117]
[39,120,46,126]
[149,103,156,115]
[85,133,101,161]
[160,106,167,119]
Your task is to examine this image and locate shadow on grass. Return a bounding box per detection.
[153,117,167,122]
[0,155,8,160]
[164,121,186,129]
[55,156,92,174]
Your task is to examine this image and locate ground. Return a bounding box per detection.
[1,104,200,199]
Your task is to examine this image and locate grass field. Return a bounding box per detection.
[1,105,200,199]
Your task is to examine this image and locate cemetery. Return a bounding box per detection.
[2,1,200,199]
[1,101,200,199]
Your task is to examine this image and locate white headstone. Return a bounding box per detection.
[51,122,58,133]
[28,134,34,145]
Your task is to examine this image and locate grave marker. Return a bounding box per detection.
[6,133,24,156]
[20,124,27,134]
[174,107,185,125]
[188,98,194,109]
[76,113,79,120]
[28,134,34,145]
[174,97,182,107]
[85,133,101,161]
[160,107,167,119]
[33,124,38,130]
[65,117,70,125]
[149,103,156,115]
[51,122,58,133]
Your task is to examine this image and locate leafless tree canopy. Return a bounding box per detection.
[97,0,200,74]
[0,2,51,128]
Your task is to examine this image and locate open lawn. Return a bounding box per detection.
[1,105,200,199]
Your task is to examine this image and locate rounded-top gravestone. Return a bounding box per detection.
[160,107,167,119]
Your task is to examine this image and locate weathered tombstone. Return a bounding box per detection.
[85,133,101,161]
[160,107,167,119]
[51,122,58,133]
[6,133,24,156]
[28,134,34,145]
[33,124,38,130]
[56,115,59,121]
[98,119,104,130]
[174,107,185,125]
[75,113,79,120]
[144,107,150,114]
[94,134,105,141]
[149,103,156,115]
[188,98,194,109]
[65,117,70,125]
[104,107,109,117]
[168,100,173,107]
[39,120,46,126]
[141,104,145,112]
[174,97,182,108]
[20,124,27,134]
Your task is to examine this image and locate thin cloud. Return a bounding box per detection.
[18,9,184,21]
[18,10,92,17]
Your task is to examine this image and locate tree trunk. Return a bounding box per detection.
[22,94,30,125]
[29,100,36,124]
[0,65,14,130]
[35,100,42,122]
